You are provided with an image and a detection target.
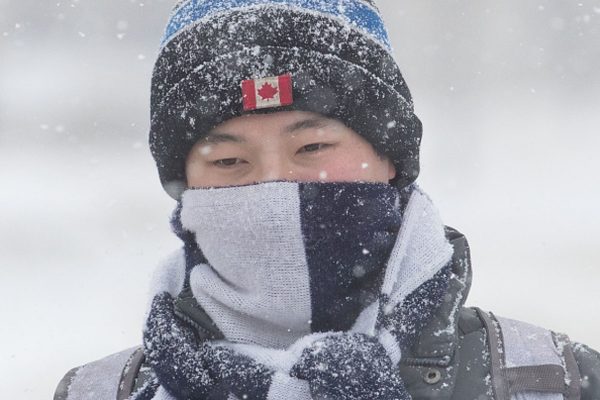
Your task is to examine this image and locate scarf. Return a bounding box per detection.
[134,182,453,400]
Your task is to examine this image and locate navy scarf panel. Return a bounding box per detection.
[298,182,407,333]
[171,203,209,281]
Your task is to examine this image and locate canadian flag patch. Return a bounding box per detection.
[241,74,293,111]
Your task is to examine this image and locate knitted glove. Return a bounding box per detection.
[290,333,411,400]
[143,292,273,399]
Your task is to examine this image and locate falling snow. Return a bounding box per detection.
[3,1,600,399]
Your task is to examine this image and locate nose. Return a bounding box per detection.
[257,154,294,183]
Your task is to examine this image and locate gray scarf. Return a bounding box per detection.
[137,183,453,400]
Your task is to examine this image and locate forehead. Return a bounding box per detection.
[200,111,351,143]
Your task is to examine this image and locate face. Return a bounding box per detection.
[185,111,396,188]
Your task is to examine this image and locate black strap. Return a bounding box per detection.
[555,333,583,400]
[117,347,145,400]
[476,308,510,400]
[504,365,566,394]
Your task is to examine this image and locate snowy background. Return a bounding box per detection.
[1,0,599,398]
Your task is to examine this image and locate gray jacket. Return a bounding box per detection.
[55,228,600,400]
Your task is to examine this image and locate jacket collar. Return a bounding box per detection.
[401,226,472,367]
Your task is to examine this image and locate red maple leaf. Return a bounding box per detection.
[257,82,278,100]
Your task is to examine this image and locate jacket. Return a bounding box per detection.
[54,228,600,400]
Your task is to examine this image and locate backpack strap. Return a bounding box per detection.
[477,308,510,400]
[554,333,583,400]
[117,347,146,400]
[475,308,581,400]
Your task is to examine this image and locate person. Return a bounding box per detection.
[54,1,600,399]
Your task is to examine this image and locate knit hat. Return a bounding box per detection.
[150,0,423,199]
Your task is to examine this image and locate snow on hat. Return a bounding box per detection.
[150,0,423,199]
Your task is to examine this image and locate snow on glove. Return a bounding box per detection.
[143,292,273,399]
[290,332,411,400]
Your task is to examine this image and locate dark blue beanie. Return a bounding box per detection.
[150,0,422,199]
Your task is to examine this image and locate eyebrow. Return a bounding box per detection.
[202,116,331,144]
[201,132,244,144]
[283,116,330,134]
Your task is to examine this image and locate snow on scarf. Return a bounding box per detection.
[133,182,453,400]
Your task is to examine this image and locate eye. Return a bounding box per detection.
[298,143,331,154]
[212,158,246,167]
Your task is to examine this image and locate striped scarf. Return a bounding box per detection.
[134,182,453,400]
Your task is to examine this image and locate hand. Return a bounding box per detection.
[290,333,411,400]
[143,292,272,399]
[144,292,219,398]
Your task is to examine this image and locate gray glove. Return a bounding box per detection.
[143,292,273,399]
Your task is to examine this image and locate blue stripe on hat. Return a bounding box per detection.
[161,0,391,50]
